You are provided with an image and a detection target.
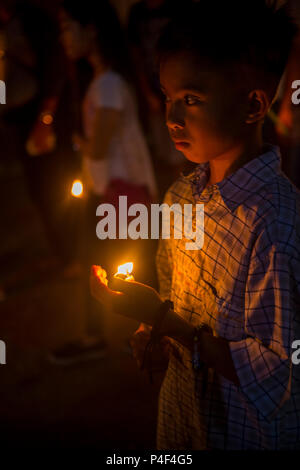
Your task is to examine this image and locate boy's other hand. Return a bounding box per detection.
[130,324,171,372]
[90,265,163,325]
[130,325,151,369]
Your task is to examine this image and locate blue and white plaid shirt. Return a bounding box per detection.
[156,144,300,450]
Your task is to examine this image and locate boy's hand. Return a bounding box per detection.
[130,328,171,372]
[90,265,163,326]
[130,324,171,372]
[130,325,151,369]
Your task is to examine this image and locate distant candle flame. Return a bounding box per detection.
[41,113,53,125]
[71,179,83,197]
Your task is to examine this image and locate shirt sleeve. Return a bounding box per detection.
[229,241,297,422]
[93,74,124,111]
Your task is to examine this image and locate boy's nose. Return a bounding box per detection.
[166,102,185,130]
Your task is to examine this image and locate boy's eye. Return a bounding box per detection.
[184,95,201,106]
[161,93,202,106]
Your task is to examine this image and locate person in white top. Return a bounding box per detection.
[82,68,157,199]
[51,0,157,364]
[60,0,157,201]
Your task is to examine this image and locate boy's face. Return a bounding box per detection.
[159,53,248,164]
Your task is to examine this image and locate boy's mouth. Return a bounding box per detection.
[173,141,190,150]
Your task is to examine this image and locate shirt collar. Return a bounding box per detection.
[183,144,282,212]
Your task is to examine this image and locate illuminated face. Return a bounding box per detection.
[159,52,246,163]
[59,10,89,60]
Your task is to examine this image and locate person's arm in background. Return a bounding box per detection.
[74,107,122,161]
[24,4,67,156]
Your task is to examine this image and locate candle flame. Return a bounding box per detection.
[116,262,133,277]
[71,179,83,197]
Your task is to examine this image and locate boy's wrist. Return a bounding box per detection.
[150,300,173,343]
[159,307,195,348]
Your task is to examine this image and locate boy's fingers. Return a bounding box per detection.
[91,265,109,287]
[90,273,107,291]
[90,268,121,299]
[91,264,106,277]
[110,276,137,293]
[91,266,131,296]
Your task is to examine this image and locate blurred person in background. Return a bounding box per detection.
[49,0,158,364]
[0,0,82,290]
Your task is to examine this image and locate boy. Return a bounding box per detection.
[90,1,300,449]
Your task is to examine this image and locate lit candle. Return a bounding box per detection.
[114,262,134,281]
[71,179,83,198]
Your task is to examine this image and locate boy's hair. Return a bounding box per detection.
[156,0,298,100]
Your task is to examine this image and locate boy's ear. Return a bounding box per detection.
[245,89,270,124]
